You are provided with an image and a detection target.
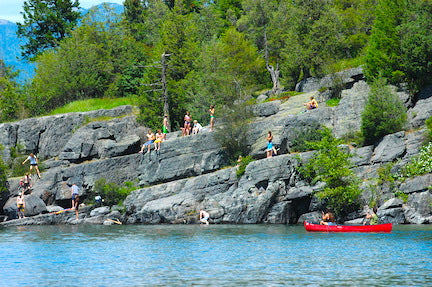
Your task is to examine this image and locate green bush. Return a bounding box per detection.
[326,98,341,107]
[361,78,407,145]
[290,123,323,152]
[425,116,432,141]
[298,127,361,216]
[91,178,136,206]
[399,142,432,179]
[236,155,254,178]
[214,102,253,162]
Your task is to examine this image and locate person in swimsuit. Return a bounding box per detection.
[20,173,32,194]
[162,115,169,140]
[209,105,215,131]
[22,153,41,179]
[71,184,80,220]
[199,209,210,225]
[266,131,277,158]
[139,129,156,154]
[303,96,319,110]
[154,129,164,151]
[16,193,25,219]
[320,210,336,225]
[192,120,203,134]
[183,111,192,136]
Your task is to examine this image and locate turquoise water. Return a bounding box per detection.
[1,224,431,286]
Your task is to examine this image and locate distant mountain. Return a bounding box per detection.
[0,3,124,83]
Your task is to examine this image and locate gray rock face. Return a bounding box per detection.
[0,105,134,162]
[408,85,432,128]
[253,101,281,117]
[371,132,406,163]
[399,174,432,194]
[295,67,364,93]
[125,154,309,224]
[3,194,47,219]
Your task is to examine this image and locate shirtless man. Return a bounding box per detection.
[162,115,169,140]
[139,129,156,154]
[199,209,210,225]
[16,193,25,219]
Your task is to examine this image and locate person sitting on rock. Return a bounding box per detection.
[199,209,210,225]
[320,209,335,225]
[16,192,25,219]
[303,96,319,110]
[154,129,164,151]
[192,120,203,134]
[139,129,156,154]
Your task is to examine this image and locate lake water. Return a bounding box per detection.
[1,224,431,287]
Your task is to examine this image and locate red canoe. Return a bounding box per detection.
[304,221,392,233]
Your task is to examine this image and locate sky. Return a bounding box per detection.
[0,0,124,23]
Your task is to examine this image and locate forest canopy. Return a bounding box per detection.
[1,0,432,129]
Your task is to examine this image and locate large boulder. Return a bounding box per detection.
[371,131,406,164]
[3,194,47,219]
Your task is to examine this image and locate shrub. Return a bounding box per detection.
[326,98,341,107]
[425,116,432,141]
[361,78,407,145]
[290,123,323,152]
[236,155,254,178]
[298,127,361,216]
[91,178,136,206]
[399,142,432,179]
[214,102,253,162]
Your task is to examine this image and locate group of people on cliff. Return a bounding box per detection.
[139,105,215,154]
[16,153,41,219]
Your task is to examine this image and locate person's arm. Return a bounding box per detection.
[22,157,29,164]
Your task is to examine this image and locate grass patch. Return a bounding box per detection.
[48,97,136,115]
[326,98,341,107]
[265,91,303,103]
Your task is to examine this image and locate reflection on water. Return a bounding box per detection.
[1,224,431,286]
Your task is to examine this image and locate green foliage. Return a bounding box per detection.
[236,155,254,178]
[299,127,361,216]
[377,162,397,190]
[48,97,136,115]
[399,142,432,179]
[326,98,341,107]
[361,78,407,145]
[29,6,147,116]
[290,123,323,153]
[364,0,406,82]
[395,191,408,203]
[0,146,9,201]
[92,178,136,206]
[17,0,80,60]
[265,91,302,103]
[214,102,253,162]
[425,116,432,141]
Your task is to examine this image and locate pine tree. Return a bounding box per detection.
[17,0,80,60]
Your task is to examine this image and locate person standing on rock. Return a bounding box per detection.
[183,111,192,136]
[266,131,277,158]
[199,209,210,225]
[162,115,169,140]
[22,153,41,179]
[16,193,25,219]
[71,184,80,220]
[209,105,215,131]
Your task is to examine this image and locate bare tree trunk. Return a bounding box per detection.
[264,30,281,95]
[161,52,171,131]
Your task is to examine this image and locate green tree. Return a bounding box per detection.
[17,0,80,60]
[361,78,407,145]
[364,0,407,82]
[0,60,23,122]
[29,6,148,115]
[398,0,432,91]
[300,127,361,217]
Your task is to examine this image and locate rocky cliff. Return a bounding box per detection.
[1,68,432,226]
